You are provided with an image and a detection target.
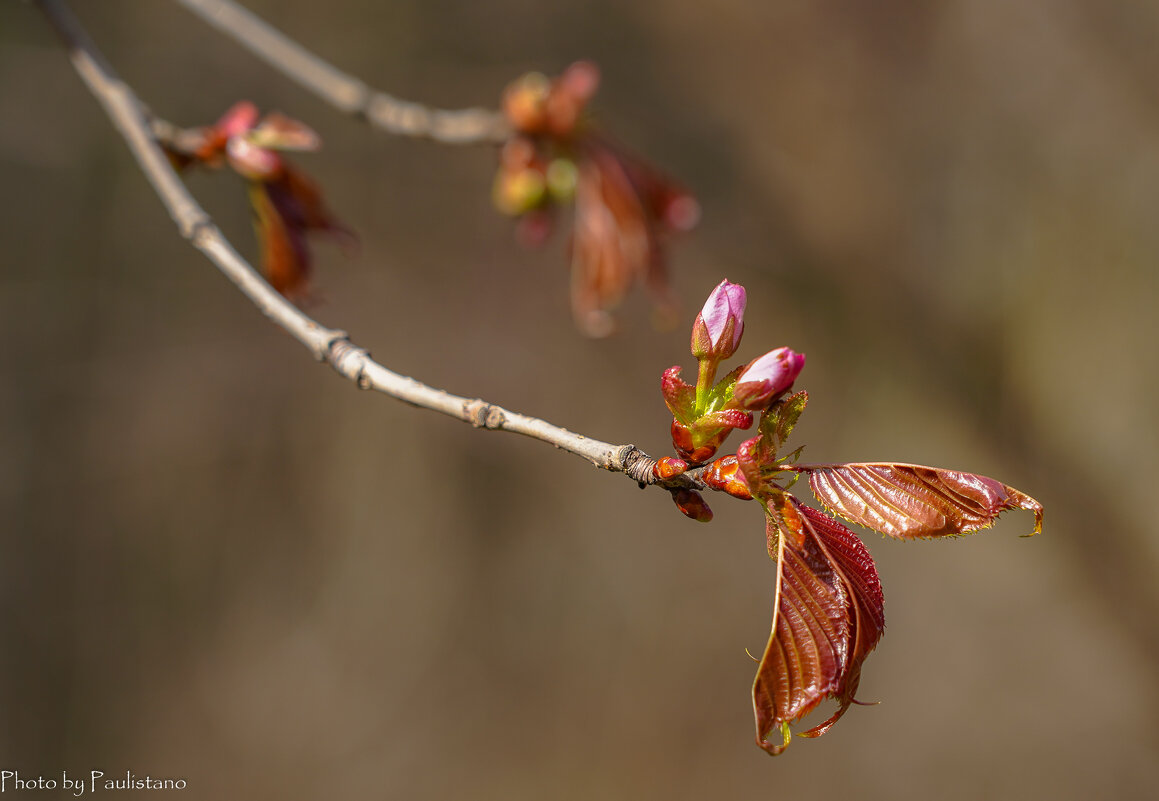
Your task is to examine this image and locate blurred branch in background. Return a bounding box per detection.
[172,0,509,144]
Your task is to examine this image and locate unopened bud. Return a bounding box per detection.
[670,420,724,465]
[493,166,547,216]
[502,72,552,134]
[690,279,746,360]
[701,455,753,500]
[671,488,713,522]
[732,347,805,411]
[545,61,600,137]
[654,457,689,480]
[545,158,579,201]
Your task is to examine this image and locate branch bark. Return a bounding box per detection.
[36,0,714,496]
[172,0,510,145]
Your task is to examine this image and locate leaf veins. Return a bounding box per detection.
[793,462,1044,540]
[753,496,885,755]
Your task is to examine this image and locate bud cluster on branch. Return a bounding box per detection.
[655,281,1042,755]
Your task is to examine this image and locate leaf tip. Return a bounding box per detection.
[1016,492,1044,537]
[757,721,792,756]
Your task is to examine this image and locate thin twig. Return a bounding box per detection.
[36,0,712,497]
[172,0,511,145]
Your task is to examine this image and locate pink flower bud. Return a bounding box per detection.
[732,347,805,411]
[691,280,746,360]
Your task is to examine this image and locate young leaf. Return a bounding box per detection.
[660,366,696,423]
[753,497,884,755]
[568,149,665,336]
[794,463,1043,540]
[758,390,808,457]
[248,165,356,299]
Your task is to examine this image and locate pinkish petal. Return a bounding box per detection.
[215,101,259,138]
[702,279,746,349]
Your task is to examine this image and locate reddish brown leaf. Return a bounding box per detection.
[568,152,653,336]
[794,463,1043,540]
[592,132,700,234]
[580,139,689,331]
[753,496,884,755]
[249,180,302,296]
[248,165,356,300]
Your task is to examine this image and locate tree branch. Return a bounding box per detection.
[172,0,510,145]
[36,0,715,497]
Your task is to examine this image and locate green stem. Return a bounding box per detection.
[695,358,717,415]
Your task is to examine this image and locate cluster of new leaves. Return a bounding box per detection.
[493,61,700,337]
[655,281,1044,755]
[163,101,356,300]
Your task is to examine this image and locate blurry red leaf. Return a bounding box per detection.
[594,133,700,234]
[793,463,1044,540]
[567,141,691,336]
[248,164,356,300]
[568,155,648,336]
[753,496,884,755]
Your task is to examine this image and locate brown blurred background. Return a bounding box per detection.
[3,1,1158,798]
